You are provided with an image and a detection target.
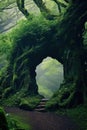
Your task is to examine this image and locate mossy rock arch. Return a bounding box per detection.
[1,1,87,108]
[3,18,63,95]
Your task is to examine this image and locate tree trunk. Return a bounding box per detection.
[53,1,87,108]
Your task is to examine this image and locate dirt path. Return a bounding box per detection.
[5,107,79,130]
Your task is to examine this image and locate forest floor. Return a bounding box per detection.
[5,107,79,130]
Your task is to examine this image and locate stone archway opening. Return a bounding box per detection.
[35,57,64,98]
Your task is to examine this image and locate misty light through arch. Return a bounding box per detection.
[36,57,64,98]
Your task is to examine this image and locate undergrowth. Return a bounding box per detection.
[6,113,32,130]
[0,92,41,111]
[19,95,41,110]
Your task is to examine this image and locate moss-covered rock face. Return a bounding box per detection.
[1,17,63,98]
[0,1,87,108]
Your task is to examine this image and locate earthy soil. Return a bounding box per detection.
[5,107,79,130]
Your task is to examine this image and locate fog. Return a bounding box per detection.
[36,57,64,98]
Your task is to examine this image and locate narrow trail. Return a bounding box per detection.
[5,107,79,130]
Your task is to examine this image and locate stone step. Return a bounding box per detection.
[38,102,46,105]
[34,108,46,112]
[34,98,48,112]
[41,98,48,102]
[36,104,45,108]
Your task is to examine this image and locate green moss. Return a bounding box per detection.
[1,91,41,109]
[45,97,59,111]
[0,34,12,56]
[2,87,14,98]
[19,95,41,110]
[45,82,76,110]
[7,113,32,130]
[0,16,57,98]
[0,89,27,107]
[0,1,87,109]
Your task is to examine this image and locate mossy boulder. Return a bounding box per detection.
[19,96,41,110]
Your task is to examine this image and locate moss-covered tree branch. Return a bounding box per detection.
[16,0,58,20]
[16,0,30,18]
[33,0,49,13]
[52,0,67,13]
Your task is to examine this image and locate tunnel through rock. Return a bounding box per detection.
[36,57,64,98]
